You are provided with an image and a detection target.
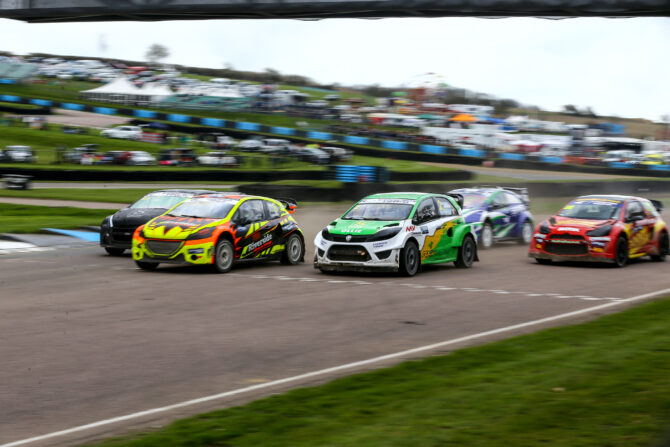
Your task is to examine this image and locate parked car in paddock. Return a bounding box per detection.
[132,193,305,272]
[63,144,99,164]
[197,151,238,167]
[528,195,668,267]
[448,187,534,249]
[100,125,142,140]
[127,151,156,166]
[314,192,477,276]
[100,189,214,256]
[2,145,37,163]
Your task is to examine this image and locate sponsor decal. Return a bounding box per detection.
[557,227,580,232]
[551,240,583,244]
[421,226,429,235]
[320,239,327,246]
[188,248,204,254]
[372,241,387,248]
[248,234,272,251]
[406,225,416,232]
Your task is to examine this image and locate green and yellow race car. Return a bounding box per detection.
[314,192,478,276]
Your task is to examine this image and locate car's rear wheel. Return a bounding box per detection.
[281,234,304,265]
[480,222,493,249]
[614,236,628,268]
[651,231,668,262]
[135,261,158,271]
[399,241,420,277]
[104,247,125,256]
[455,234,476,268]
[213,239,235,273]
[518,221,533,245]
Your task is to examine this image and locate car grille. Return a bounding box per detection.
[549,234,584,240]
[327,245,371,262]
[147,240,182,255]
[324,233,369,242]
[545,242,588,256]
[111,226,137,243]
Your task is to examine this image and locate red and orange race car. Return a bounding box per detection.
[132,193,305,272]
[528,195,668,267]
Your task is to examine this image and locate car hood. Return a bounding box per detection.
[549,216,614,232]
[142,215,222,240]
[329,219,400,236]
[112,208,167,227]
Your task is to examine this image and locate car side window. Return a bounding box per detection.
[490,192,507,208]
[626,200,643,219]
[415,198,438,222]
[504,192,523,205]
[642,201,659,218]
[237,200,266,223]
[265,201,282,220]
[435,197,456,217]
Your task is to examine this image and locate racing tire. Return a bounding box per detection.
[281,234,304,265]
[212,239,235,273]
[480,222,494,250]
[613,236,629,268]
[535,258,552,265]
[518,220,533,245]
[135,261,158,271]
[455,234,476,269]
[399,241,420,277]
[651,231,668,262]
[104,247,125,256]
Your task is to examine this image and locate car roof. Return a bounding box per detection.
[576,194,637,201]
[449,187,503,195]
[150,189,217,195]
[363,192,441,201]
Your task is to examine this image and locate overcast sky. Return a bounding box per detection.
[1,16,669,121]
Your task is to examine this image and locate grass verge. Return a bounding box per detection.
[0,203,116,233]
[89,296,670,447]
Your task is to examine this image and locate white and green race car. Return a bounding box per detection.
[314,192,478,276]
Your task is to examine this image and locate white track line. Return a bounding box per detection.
[3,286,670,447]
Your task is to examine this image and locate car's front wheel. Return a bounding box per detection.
[455,234,476,268]
[518,220,533,245]
[281,233,304,265]
[135,261,158,271]
[480,222,493,249]
[105,247,125,256]
[213,239,235,273]
[399,241,420,276]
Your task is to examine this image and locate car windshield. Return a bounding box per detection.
[130,193,192,209]
[461,193,488,209]
[558,199,622,220]
[167,197,237,219]
[343,200,414,220]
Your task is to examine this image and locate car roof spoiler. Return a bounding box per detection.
[445,193,464,210]
[649,199,664,213]
[276,197,298,214]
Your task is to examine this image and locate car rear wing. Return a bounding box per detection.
[649,199,664,213]
[446,193,464,210]
[276,197,298,214]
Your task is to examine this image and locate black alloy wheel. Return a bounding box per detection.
[399,241,420,277]
[614,236,629,268]
[455,234,476,268]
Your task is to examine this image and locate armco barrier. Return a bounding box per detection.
[3,94,669,177]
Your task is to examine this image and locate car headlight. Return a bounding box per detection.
[367,227,401,242]
[321,227,334,241]
[539,221,551,234]
[586,225,612,237]
[186,226,215,240]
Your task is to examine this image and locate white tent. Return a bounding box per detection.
[80,76,150,104]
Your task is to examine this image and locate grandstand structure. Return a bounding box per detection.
[0,62,38,84]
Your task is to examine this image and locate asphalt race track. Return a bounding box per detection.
[2,205,670,446]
